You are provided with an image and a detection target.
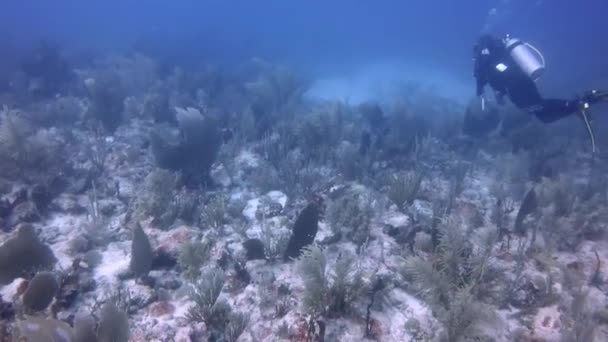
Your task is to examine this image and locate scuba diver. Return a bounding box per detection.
[473,34,608,150]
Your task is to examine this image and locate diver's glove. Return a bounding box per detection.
[575,90,607,153]
[580,90,608,108]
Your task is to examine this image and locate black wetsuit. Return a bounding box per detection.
[473,35,579,123]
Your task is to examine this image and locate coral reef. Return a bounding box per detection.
[1,49,607,342]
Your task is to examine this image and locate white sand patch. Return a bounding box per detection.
[94,243,129,286]
[306,60,473,106]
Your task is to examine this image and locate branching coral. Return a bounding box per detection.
[178,239,213,280]
[402,219,499,341]
[326,189,373,247]
[260,219,290,262]
[0,106,66,181]
[199,193,228,230]
[187,267,249,340]
[130,168,177,229]
[295,245,366,318]
[245,59,307,136]
[187,267,226,324]
[296,103,346,164]
[535,175,608,252]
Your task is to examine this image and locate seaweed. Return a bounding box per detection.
[514,188,537,235]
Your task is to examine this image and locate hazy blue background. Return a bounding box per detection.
[1,0,606,103]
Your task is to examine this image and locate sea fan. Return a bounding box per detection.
[151,106,221,185]
[387,170,423,212]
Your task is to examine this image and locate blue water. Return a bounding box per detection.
[1,0,607,103]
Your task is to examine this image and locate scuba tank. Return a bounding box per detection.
[504,36,546,81]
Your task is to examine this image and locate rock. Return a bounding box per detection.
[0,294,15,320]
[267,191,288,207]
[0,180,12,195]
[68,236,90,254]
[255,200,283,220]
[0,199,11,218]
[127,282,157,313]
[234,261,251,285]
[152,249,177,270]
[382,223,399,237]
[156,226,195,261]
[78,273,96,294]
[155,273,181,290]
[10,201,40,224]
[29,184,51,211]
[67,177,90,194]
[408,200,434,225]
[210,164,231,188]
[243,238,266,261]
[50,196,87,215]
[148,300,175,317]
[99,200,117,216]
[175,326,195,342]
[11,188,28,208]
[320,233,341,245]
[509,274,557,309]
